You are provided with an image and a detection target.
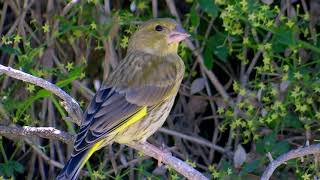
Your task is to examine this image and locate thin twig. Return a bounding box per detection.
[152,0,158,18]
[159,127,230,156]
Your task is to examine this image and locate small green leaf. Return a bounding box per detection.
[283,113,303,128]
[199,0,219,17]
[56,66,83,87]
[0,161,24,177]
[0,46,21,55]
[239,160,261,176]
[12,161,24,173]
[190,6,200,28]
[272,141,289,156]
[272,26,296,48]
[256,133,276,153]
[204,48,214,69]
[207,33,229,62]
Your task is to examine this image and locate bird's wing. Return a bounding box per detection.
[73,51,182,154]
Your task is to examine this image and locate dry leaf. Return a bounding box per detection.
[233,144,247,169]
[187,96,208,115]
[190,78,205,94]
[280,80,290,92]
[310,0,320,27]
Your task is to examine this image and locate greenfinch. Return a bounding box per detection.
[56,18,189,180]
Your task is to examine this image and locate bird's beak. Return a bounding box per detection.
[168,24,190,44]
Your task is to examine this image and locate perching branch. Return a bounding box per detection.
[0,64,82,125]
[0,125,208,180]
[261,144,320,180]
[128,142,208,180]
[0,65,208,180]
[0,125,75,144]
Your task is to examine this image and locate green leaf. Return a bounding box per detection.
[204,48,214,69]
[0,46,21,55]
[220,159,233,171]
[283,113,303,128]
[190,5,200,27]
[239,160,261,176]
[272,141,289,156]
[56,66,83,87]
[207,33,229,62]
[256,133,276,154]
[15,89,51,119]
[256,133,290,157]
[199,0,219,17]
[272,26,296,52]
[0,161,24,177]
[12,161,24,173]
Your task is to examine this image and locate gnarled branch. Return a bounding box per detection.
[261,144,320,180]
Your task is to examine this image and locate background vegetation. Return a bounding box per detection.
[0,0,320,179]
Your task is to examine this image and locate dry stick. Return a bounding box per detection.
[0,1,8,35]
[152,0,158,18]
[0,65,208,179]
[0,125,75,144]
[103,0,119,79]
[106,156,150,174]
[24,138,65,169]
[187,41,233,106]
[261,144,320,180]
[159,127,230,156]
[199,17,221,163]
[27,152,36,180]
[0,64,83,125]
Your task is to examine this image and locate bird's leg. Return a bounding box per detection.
[155,143,172,167]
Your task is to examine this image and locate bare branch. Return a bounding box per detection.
[0,125,75,144]
[159,127,230,156]
[261,144,320,180]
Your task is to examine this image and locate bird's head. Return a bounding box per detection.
[127,18,190,56]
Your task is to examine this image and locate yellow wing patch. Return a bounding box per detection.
[115,106,147,133]
[79,107,147,168]
[81,140,104,168]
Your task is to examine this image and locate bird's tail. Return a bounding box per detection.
[56,148,91,180]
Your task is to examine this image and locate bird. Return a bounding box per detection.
[56,18,189,180]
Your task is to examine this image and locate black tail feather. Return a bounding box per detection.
[56,149,89,180]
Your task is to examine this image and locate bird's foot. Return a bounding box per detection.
[153,143,172,167]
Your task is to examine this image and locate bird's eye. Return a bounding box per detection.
[154,25,163,31]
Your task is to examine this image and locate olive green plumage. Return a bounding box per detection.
[56,18,188,180]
